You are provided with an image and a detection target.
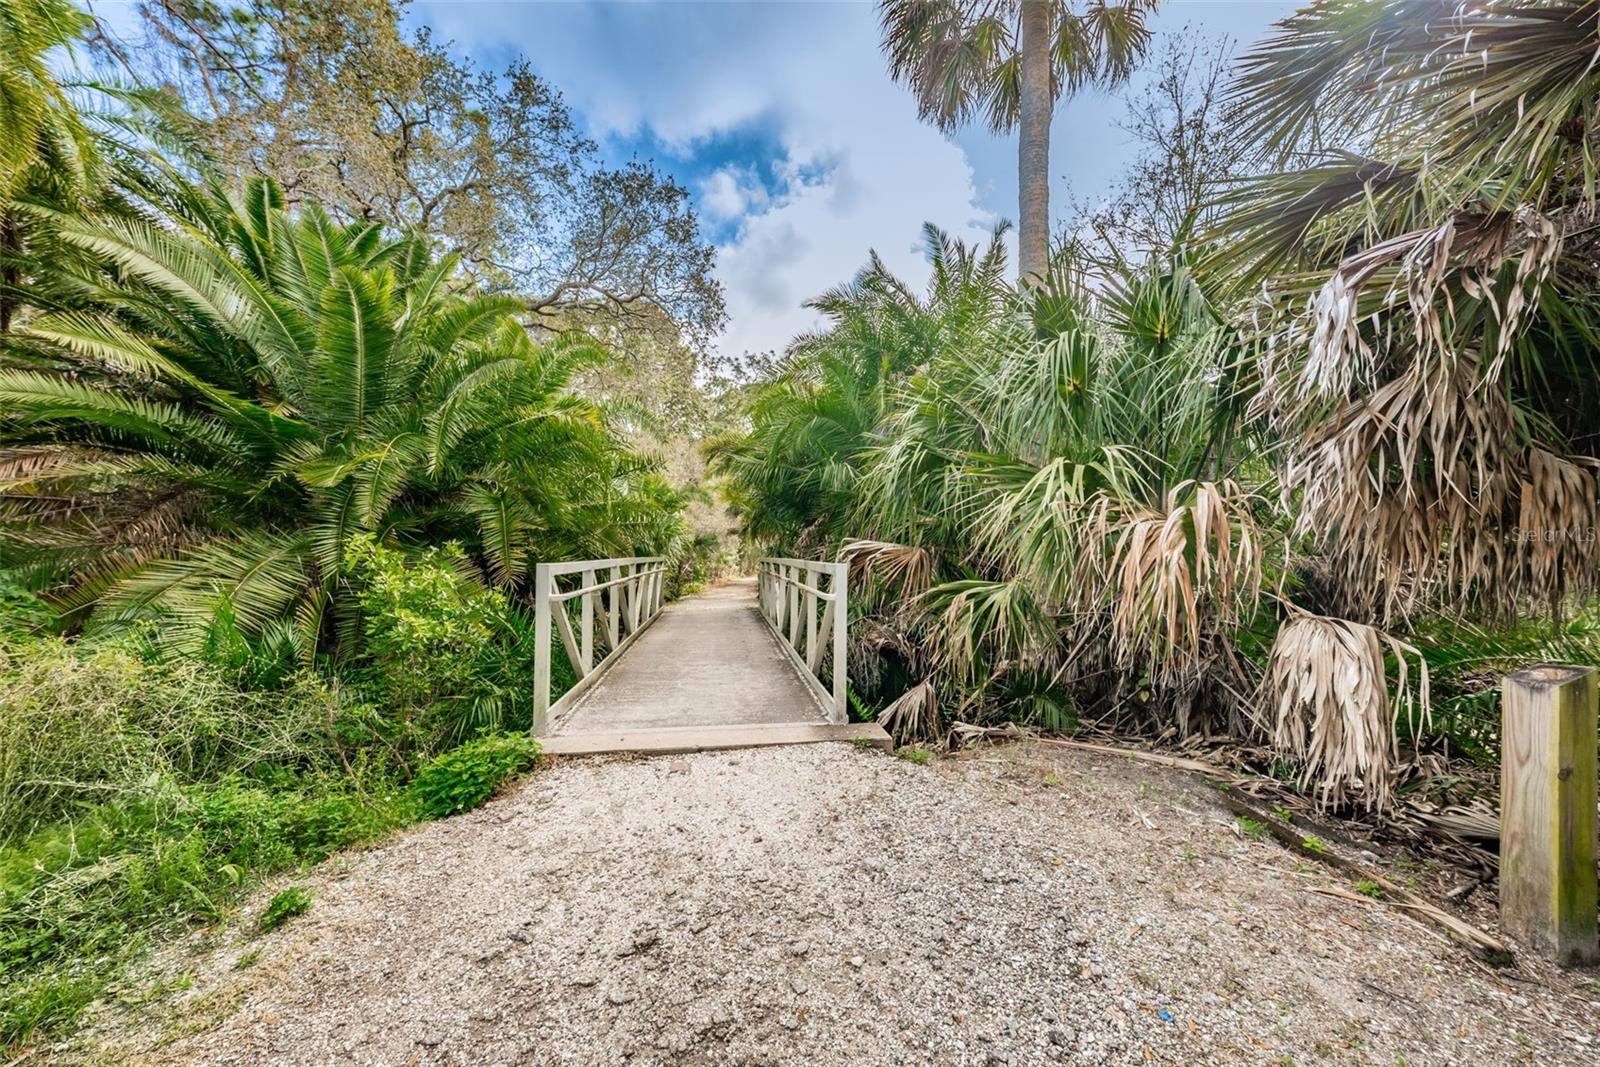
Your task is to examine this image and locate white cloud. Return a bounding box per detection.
[710,113,1001,361]
[699,165,769,222]
[413,1,1008,360]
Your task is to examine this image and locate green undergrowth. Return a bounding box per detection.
[258,887,313,932]
[0,555,551,1050]
[0,767,413,1045]
[411,734,542,819]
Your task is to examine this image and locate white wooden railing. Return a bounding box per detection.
[533,556,667,734]
[757,557,849,725]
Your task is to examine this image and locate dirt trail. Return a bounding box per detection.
[87,743,1599,1066]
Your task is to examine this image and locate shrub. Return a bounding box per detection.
[410,733,542,819]
[341,536,563,752]
[0,636,409,1046]
[259,887,312,933]
[0,572,52,634]
[0,639,348,846]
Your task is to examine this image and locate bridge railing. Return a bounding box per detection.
[756,557,848,725]
[533,556,667,734]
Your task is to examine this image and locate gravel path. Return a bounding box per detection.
[93,743,1599,1066]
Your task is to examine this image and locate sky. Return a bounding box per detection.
[408,0,1298,359]
[95,0,1298,360]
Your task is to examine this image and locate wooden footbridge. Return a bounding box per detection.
[532,556,892,756]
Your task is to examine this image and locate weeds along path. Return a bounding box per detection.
[94,745,1597,1065]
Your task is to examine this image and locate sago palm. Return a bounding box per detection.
[877,0,1158,280]
[0,0,98,204]
[0,177,665,654]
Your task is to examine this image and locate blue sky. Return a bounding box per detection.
[409,1,1296,358]
[94,1,1297,358]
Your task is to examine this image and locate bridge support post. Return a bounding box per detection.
[787,565,800,648]
[831,560,848,725]
[533,562,553,735]
[805,569,818,666]
[580,568,594,672]
[608,565,622,649]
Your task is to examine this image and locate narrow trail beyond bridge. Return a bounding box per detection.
[538,570,890,757]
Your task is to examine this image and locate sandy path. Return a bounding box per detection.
[94,743,1599,1066]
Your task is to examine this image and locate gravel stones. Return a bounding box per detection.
[82,744,1600,1066]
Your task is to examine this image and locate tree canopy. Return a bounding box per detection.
[101,0,725,345]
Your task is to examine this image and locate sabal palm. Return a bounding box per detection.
[717,228,1265,736]
[855,250,1264,731]
[0,177,655,653]
[877,0,1157,280]
[1209,0,1600,623]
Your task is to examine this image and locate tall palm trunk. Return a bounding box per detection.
[1017,0,1052,284]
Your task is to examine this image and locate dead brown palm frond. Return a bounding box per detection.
[922,577,1057,686]
[1514,447,1600,611]
[1287,350,1599,621]
[1295,207,1562,404]
[0,445,92,485]
[1265,609,1430,813]
[1094,480,1265,689]
[877,677,939,741]
[848,611,930,698]
[843,538,936,597]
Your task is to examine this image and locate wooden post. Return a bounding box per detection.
[787,565,800,648]
[805,568,818,667]
[772,565,783,631]
[831,560,848,725]
[580,567,594,672]
[1501,664,1598,964]
[607,565,622,649]
[533,563,552,735]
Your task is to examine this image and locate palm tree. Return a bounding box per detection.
[716,227,1267,740]
[0,0,196,333]
[706,223,1013,550]
[1,0,96,334]
[877,0,1158,281]
[0,0,94,202]
[0,176,672,654]
[1209,0,1600,624]
[855,247,1266,736]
